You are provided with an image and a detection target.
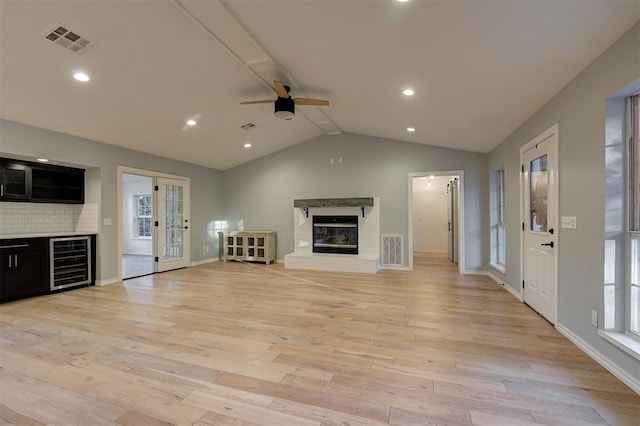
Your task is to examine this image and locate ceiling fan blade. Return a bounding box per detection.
[239,100,274,105]
[274,80,289,98]
[293,98,329,106]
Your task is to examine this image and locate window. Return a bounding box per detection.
[627,94,640,337]
[490,165,506,271]
[603,86,640,358]
[134,194,152,238]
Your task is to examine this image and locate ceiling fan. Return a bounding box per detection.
[240,80,329,120]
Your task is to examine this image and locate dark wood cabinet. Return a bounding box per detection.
[0,238,49,301]
[0,158,84,204]
[0,162,31,200]
[0,235,96,302]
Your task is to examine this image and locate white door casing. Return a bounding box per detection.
[156,177,190,272]
[521,124,559,324]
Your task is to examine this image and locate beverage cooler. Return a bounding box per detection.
[50,236,92,291]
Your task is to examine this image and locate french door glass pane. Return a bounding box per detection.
[530,154,548,232]
[162,184,184,261]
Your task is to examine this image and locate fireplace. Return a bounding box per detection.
[313,215,358,255]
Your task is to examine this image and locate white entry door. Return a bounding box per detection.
[522,126,558,323]
[156,177,190,272]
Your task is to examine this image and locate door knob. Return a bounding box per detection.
[541,241,554,248]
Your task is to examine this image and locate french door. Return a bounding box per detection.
[522,125,558,323]
[156,177,190,272]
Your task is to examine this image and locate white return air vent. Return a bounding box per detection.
[381,234,403,267]
[44,25,92,53]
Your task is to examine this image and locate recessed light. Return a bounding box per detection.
[186,119,197,126]
[243,143,252,149]
[73,72,90,82]
[407,127,416,132]
[37,158,49,162]
[402,89,414,96]
[397,0,410,3]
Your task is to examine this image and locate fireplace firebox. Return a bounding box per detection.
[312,215,358,255]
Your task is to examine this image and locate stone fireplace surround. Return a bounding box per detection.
[284,197,380,273]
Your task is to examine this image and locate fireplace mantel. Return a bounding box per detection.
[294,197,374,217]
[285,197,380,273]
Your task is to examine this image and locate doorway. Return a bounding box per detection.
[117,167,191,281]
[520,124,559,324]
[121,173,154,279]
[408,171,464,272]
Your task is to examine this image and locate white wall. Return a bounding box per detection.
[122,177,153,255]
[412,177,449,253]
[223,132,488,270]
[1,119,224,282]
[488,22,639,389]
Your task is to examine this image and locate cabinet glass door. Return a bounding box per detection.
[1,163,31,199]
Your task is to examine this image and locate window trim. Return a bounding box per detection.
[626,94,640,341]
[490,166,506,272]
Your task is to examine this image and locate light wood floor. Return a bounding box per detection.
[1,253,638,425]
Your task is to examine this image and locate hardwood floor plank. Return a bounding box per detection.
[86,381,208,424]
[181,390,319,425]
[266,398,390,426]
[388,407,472,426]
[0,253,636,425]
[215,372,391,422]
[0,402,46,426]
[115,410,174,426]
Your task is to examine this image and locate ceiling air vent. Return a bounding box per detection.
[240,123,256,130]
[44,25,92,53]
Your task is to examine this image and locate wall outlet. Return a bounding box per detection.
[591,309,598,327]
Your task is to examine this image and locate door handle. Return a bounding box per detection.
[14,254,18,267]
[541,241,554,248]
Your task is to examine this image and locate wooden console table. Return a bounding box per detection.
[222,231,276,264]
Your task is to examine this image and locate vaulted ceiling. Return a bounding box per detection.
[1,1,638,170]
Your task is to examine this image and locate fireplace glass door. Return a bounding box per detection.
[313,215,358,255]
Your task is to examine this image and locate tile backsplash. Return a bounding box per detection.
[0,202,99,235]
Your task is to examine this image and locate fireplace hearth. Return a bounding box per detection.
[313,215,358,255]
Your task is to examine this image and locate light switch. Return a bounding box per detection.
[561,216,577,229]
[103,217,112,226]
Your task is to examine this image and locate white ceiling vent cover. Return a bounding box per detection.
[381,234,403,267]
[44,25,92,53]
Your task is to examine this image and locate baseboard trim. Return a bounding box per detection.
[191,257,218,266]
[461,269,489,276]
[380,265,411,271]
[488,271,523,301]
[96,277,120,287]
[556,324,640,395]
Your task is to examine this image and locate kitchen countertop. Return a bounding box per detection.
[0,232,97,240]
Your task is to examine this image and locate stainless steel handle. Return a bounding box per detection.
[8,255,11,268]
[14,254,18,267]
[0,244,29,249]
[1,184,3,196]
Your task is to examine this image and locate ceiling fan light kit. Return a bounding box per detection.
[274,96,295,120]
[241,80,329,121]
